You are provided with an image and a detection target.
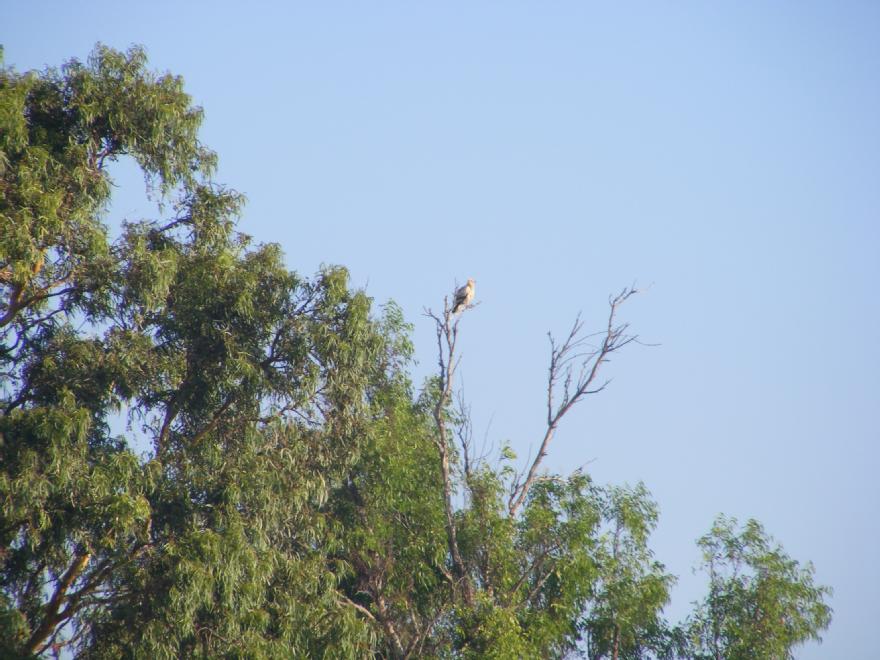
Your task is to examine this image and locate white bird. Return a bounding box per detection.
[452,278,475,314]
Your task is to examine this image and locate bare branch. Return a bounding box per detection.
[455,392,474,483]
[0,272,77,329]
[506,540,562,604]
[374,593,406,659]
[156,399,179,455]
[526,567,555,605]
[25,552,91,655]
[508,287,639,516]
[338,594,377,623]
[189,392,237,445]
[424,287,475,607]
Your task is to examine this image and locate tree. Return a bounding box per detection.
[365,287,653,658]
[686,516,833,660]
[1,44,397,657]
[584,484,676,660]
[1,45,832,658]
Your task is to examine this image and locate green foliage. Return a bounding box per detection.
[1,45,832,659]
[584,484,676,660]
[686,516,833,660]
[1,44,389,657]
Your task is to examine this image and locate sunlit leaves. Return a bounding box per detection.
[1,44,398,657]
[584,484,675,660]
[687,516,833,660]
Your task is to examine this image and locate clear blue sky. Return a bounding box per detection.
[5,2,879,657]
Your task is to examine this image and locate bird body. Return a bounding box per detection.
[452,278,475,314]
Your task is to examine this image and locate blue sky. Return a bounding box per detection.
[5,2,879,656]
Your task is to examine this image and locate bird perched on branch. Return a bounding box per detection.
[452,278,475,314]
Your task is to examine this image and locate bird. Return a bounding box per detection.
[451,278,475,314]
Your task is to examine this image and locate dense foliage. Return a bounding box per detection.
[1,46,831,658]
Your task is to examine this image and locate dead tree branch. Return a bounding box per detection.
[424,288,476,607]
[508,287,639,516]
[455,392,476,484]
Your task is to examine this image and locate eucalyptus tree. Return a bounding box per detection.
[685,516,832,660]
[1,45,832,659]
[0,44,396,657]
[584,484,676,660]
[354,289,656,658]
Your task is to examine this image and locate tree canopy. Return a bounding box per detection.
[1,45,831,658]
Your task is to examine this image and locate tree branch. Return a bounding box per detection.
[508,287,638,516]
[425,290,474,607]
[0,271,76,329]
[25,551,91,655]
[338,594,378,623]
[156,399,178,454]
[189,391,237,445]
[375,593,407,660]
[506,541,562,604]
